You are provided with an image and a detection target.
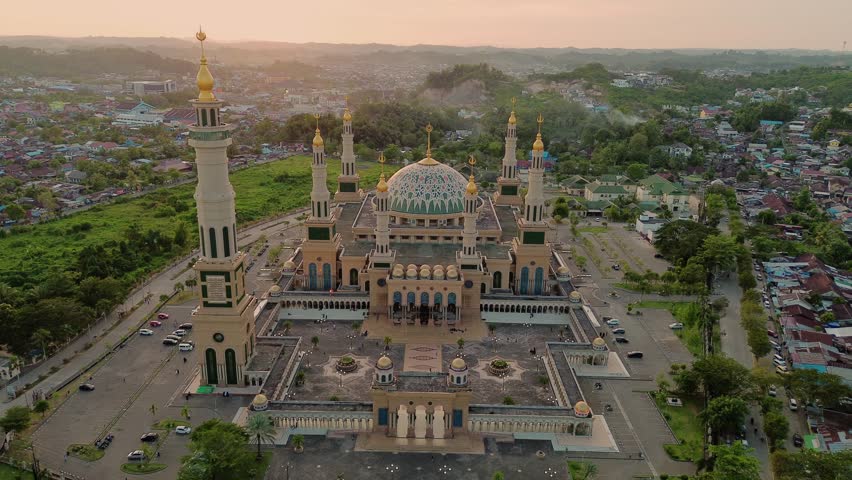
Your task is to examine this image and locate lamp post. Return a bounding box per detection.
[438,464,452,475]
[386,463,399,477]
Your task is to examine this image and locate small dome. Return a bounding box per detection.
[532,133,544,152]
[312,128,324,148]
[377,355,393,369]
[395,264,404,270]
[283,260,296,269]
[392,269,404,279]
[450,357,467,370]
[406,268,417,279]
[433,270,445,280]
[574,400,591,417]
[419,268,431,279]
[252,394,268,405]
[557,266,570,275]
[447,269,458,279]
[269,285,281,293]
[569,291,582,302]
[433,265,444,271]
[593,337,606,347]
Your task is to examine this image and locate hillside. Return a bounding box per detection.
[0,46,194,77]
[417,64,517,106]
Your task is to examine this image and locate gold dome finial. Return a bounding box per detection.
[425,123,433,158]
[312,113,324,147]
[376,153,388,192]
[195,27,216,102]
[508,97,517,125]
[466,155,478,195]
[532,112,544,152]
[342,95,352,122]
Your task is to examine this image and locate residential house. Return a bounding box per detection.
[635,175,691,216]
[64,170,88,184]
[664,142,693,158]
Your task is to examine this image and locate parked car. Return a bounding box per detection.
[789,398,798,411]
[626,351,643,358]
[149,320,162,328]
[606,319,620,326]
[666,397,683,407]
[157,313,170,320]
[127,450,147,462]
[163,338,179,346]
[612,328,625,335]
[611,264,621,271]
[79,383,95,391]
[768,385,777,397]
[792,433,803,447]
[776,365,790,375]
[179,343,194,352]
[172,329,187,337]
[615,337,629,344]
[140,432,159,442]
[175,426,192,435]
[768,329,778,338]
[179,323,193,330]
[139,328,154,336]
[669,322,684,330]
[654,253,664,259]
[773,358,786,368]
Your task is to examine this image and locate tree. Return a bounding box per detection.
[654,220,717,264]
[245,414,276,460]
[575,256,587,269]
[457,338,465,350]
[174,221,189,247]
[572,462,598,480]
[5,203,26,221]
[625,163,648,181]
[31,328,52,358]
[33,400,50,418]
[710,442,761,480]
[291,434,305,452]
[756,210,777,225]
[763,410,789,451]
[492,472,505,480]
[181,406,191,421]
[178,419,257,480]
[701,396,749,435]
[383,336,392,350]
[699,235,740,278]
[704,193,727,227]
[674,355,753,398]
[0,406,31,433]
[311,336,319,349]
[771,448,852,480]
[784,369,852,408]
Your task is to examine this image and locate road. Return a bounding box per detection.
[1,203,307,417]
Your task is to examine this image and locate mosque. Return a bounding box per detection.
[187,31,623,454]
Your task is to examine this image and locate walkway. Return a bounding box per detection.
[403,345,442,372]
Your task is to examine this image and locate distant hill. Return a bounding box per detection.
[0,46,194,77]
[416,64,517,106]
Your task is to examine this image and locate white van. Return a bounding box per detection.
[773,354,785,363]
[789,398,798,411]
[179,343,194,352]
[773,358,786,368]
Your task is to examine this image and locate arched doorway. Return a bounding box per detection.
[349,268,359,286]
[534,267,544,295]
[205,348,218,384]
[309,264,318,290]
[322,263,332,290]
[520,267,529,295]
[492,271,502,289]
[225,349,237,384]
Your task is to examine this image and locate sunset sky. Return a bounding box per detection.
[4,0,850,50]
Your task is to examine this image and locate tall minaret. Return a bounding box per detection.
[494,97,522,206]
[189,29,256,387]
[460,155,480,260]
[335,98,361,202]
[512,113,552,296]
[373,153,392,257]
[525,113,547,224]
[301,115,340,291]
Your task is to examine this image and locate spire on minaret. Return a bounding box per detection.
[494,97,522,206]
[310,113,331,220]
[460,155,480,259]
[524,113,546,224]
[373,152,391,257]
[195,28,216,102]
[335,96,361,202]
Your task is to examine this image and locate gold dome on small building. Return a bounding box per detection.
[377,355,393,369]
[312,128,324,148]
[450,357,467,370]
[251,393,269,411]
[592,337,606,348]
[574,400,591,417]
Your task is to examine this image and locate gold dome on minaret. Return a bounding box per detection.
[377,153,388,192]
[532,112,544,151]
[312,128,324,147]
[466,174,478,195]
[342,107,352,122]
[508,97,517,124]
[195,29,216,102]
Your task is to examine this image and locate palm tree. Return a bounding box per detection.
[311,336,319,349]
[576,462,598,480]
[291,434,305,453]
[383,336,392,350]
[31,328,52,359]
[283,321,293,334]
[246,414,277,460]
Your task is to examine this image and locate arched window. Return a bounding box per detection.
[448,293,457,305]
[534,267,544,295]
[420,292,429,306]
[308,264,318,290]
[199,226,206,256]
[225,349,237,385]
[492,271,502,289]
[222,226,230,257]
[393,291,402,304]
[520,267,529,295]
[349,268,359,286]
[434,292,442,306]
[407,292,415,306]
[209,227,217,258]
[480,283,486,294]
[205,348,218,384]
[322,263,332,290]
[200,109,208,127]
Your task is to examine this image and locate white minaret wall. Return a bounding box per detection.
[501,119,517,180]
[311,132,331,219]
[461,187,478,258]
[525,139,546,224]
[341,117,356,177]
[189,99,238,261]
[374,187,390,255]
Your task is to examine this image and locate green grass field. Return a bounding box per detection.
[0,464,34,480]
[654,393,704,463]
[0,156,394,285]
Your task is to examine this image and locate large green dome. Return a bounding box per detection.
[386,158,469,216]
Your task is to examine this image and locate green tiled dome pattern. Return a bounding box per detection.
[387,161,468,215]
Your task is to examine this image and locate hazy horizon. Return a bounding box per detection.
[5,0,851,51]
